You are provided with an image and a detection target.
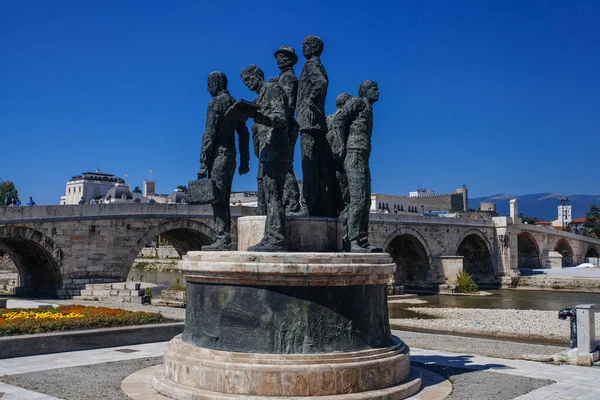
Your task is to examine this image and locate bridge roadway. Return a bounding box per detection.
[0,204,599,297]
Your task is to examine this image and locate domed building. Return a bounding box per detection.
[167,188,187,204]
[103,184,134,203]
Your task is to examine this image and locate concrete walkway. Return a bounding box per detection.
[0,340,599,399]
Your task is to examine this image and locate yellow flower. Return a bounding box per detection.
[0,310,84,321]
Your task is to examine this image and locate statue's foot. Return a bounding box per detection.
[201,238,232,251]
[350,242,368,253]
[286,209,309,217]
[364,245,384,253]
[248,240,287,252]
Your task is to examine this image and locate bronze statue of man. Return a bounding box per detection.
[297,35,329,216]
[330,81,382,253]
[273,45,303,215]
[240,64,290,251]
[198,72,250,251]
[325,92,352,249]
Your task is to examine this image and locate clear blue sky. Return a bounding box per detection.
[1,1,599,205]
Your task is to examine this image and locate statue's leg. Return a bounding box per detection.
[250,161,287,251]
[338,167,350,250]
[203,154,235,251]
[358,159,371,246]
[361,162,382,253]
[257,162,266,215]
[283,121,301,214]
[300,130,317,215]
[344,151,363,250]
[316,133,330,216]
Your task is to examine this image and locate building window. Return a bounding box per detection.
[68,188,71,194]
[79,187,82,193]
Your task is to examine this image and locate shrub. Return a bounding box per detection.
[168,278,186,292]
[455,270,479,293]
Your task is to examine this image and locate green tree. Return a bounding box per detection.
[132,186,143,194]
[176,184,188,193]
[584,204,600,238]
[0,180,18,206]
[518,212,541,225]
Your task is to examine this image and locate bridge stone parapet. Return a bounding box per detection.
[0,204,256,298]
[1,204,600,297]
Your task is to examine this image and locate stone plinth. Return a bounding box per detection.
[542,251,563,269]
[441,256,464,284]
[151,251,421,399]
[237,215,341,252]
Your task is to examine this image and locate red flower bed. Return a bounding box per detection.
[0,305,166,336]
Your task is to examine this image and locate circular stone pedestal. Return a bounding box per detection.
[151,251,420,399]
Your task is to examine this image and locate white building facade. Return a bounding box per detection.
[60,170,128,205]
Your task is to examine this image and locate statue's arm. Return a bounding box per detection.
[280,74,298,114]
[255,86,287,129]
[251,125,260,158]
[236,120,250,174]
[199,101,221,178]
[309,63,327,101]
[332,98,361,160]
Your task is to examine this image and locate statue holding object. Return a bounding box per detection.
[193,71,250,251]
[234,64,290,252]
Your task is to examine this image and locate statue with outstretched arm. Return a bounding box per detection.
[239,64,290,252]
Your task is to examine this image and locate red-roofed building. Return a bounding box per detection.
[570,217,588,235]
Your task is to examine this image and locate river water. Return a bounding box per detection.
[130,270,600,311]
[420,290,600,311]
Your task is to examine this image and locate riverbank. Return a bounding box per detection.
[390,306,582,345]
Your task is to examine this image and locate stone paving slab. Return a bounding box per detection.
[0,382,62,399]
[2,339,600,399]
[411,348,600,399]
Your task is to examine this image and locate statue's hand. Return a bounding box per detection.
[239,165,250,175]
[198,167,208,180]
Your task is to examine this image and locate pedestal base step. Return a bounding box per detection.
[122,365,453,400]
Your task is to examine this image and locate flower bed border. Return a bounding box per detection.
[0,322,184,359]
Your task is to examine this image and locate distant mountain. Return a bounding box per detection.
[469,193,600,221]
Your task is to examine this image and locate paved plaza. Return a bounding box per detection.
[0,329,597,399]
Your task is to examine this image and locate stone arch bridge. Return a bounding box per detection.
[1,205,598,297]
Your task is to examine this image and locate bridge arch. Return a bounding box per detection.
[454,229,494,282]
[518,232,541,269]
[554,238,574,267]
[0,226,64,297]
[384,228,433,286]
[585,246,599,259]
[123,219,216,279]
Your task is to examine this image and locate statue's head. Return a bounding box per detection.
[240,64,264,92]
[335,92,352,109]
[302,35,324,58]
[359,80,380,104]
[207,71,228,97]
[274,45,298,70]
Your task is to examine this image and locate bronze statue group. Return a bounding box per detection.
[195,35,381,253]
